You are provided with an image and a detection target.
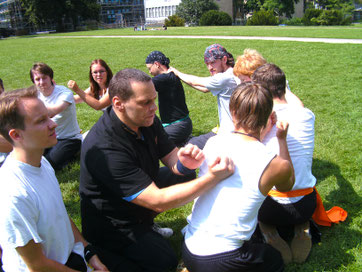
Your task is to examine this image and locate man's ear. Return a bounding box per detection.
[8,129,21,143]
[154,61,161,68]
[112,96,125,111]
[222,55,228,64]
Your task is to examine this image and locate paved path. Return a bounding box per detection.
[37,35,362,44]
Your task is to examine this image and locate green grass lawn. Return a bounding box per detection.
[37,25,362,40]
[0,28,361,271]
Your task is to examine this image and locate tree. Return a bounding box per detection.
[306,0,354,12]
[245,0,300,18]
[176,0,219,25]
[199,10,232,26]
[20,0,100,32]
[165,15,185,27]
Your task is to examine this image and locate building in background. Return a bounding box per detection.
[98,0,145,26]
[145,0,180,25]
[0,0,12,28]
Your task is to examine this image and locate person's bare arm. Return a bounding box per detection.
[46,101,70,118]
[131,156,234,213]
[68,80,111,110]
[16,239,78,272]
[259,121,295,195]
[161,144,205,176]
[169,67,210,93]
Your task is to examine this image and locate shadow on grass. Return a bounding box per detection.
[312,158,361,218]
[287,158,362,272]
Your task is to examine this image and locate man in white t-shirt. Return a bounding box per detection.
[30,63,82,170]
[252,63,317,264]
[170,44,240,149]
[0,88,108,271]
[0,79,12,168]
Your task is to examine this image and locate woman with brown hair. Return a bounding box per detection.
[68,59,113,110]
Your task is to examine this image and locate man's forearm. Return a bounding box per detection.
[143,172,223,213]
[175,71,210,93]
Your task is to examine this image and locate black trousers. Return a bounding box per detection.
[44,138,81,170]
[258,190,317,226]
[88,167,195,272]
[182,240,284,272]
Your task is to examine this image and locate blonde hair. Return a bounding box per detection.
[233,49,267,78]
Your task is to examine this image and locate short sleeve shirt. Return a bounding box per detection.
[198,68,240,134]
[79,107,176,248]
[38,85,81,140]
[152,72,189,124]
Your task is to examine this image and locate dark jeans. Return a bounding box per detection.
[182,240,284,272]
[44,138,81,170]
[164,117,192,147]
[188,131,216,150]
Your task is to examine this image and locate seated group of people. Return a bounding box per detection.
[0,44,346,272]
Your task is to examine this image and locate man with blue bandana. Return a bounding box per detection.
[146,51,192,146]
[170,44,240,149]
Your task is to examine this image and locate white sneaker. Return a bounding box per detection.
[152,223,173,238]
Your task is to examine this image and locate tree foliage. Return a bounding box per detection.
[199,10,232,26]
[246,9,279,25]
[164,15,185,27]
[303,7,352,25]
[245,0,300,18]
[20,0,100,32]
[176,0,219,25]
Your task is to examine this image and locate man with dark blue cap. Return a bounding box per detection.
[146,51,192,146]
[170,44,240,149]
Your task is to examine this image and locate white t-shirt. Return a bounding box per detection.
[0,155,82,271]
[200,68,240,135]
[184,133,275,255]
[38,85,81,140]
[263,104,316,203]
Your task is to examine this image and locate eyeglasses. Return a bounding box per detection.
[92,70,106,75]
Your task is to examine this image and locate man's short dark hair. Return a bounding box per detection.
[229,82,273,134]
[251,63,286,99]
[109,68,152,101]
[30,62,54,83]
[0,87,38,144]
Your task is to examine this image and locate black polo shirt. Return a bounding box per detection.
[79,107,175,250]
[152,72,189,124]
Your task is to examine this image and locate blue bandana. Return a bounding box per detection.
[204,44,227,63]
[145,51,170,66]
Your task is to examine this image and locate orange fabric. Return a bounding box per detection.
[268,187,348,227]
[312,188,348,226]
[268,187,314,198]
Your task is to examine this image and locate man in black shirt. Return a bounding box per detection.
[79,68,234,272]
[146,51,192,146]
